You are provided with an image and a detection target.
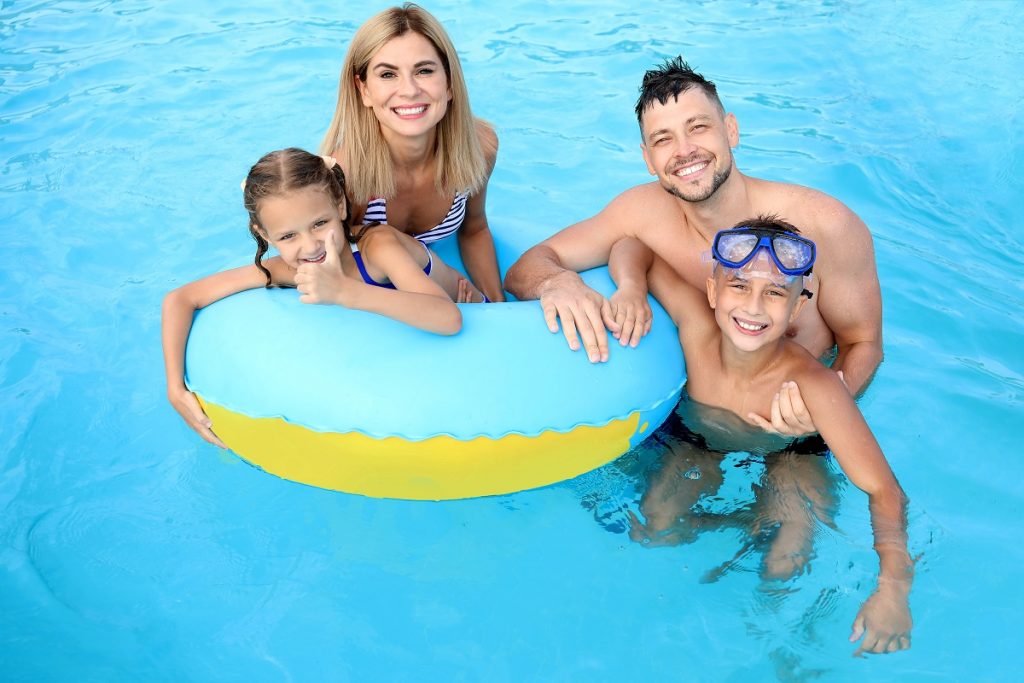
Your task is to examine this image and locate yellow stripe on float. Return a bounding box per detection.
[198,396,639,500]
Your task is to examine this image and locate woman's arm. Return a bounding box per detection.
[801,367,913,655]
[457,122,505,302]
[162,261,286,446]
[295,230,461,336]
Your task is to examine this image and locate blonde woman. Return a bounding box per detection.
[321,3,505,302]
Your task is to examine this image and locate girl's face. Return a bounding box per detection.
[256,187,347,269]
[356,31,452,141]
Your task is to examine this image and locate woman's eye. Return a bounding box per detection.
[417,67,435,76]
[378,70,396,79]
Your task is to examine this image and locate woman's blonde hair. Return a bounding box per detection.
[319,3,488,205]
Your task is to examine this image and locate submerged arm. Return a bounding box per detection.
[804,370,913,655]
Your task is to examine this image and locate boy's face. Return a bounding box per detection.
[706,252,808,352]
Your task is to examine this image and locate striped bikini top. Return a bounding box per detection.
[362,192,469,244]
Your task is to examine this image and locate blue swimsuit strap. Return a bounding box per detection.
[351,240,432,290]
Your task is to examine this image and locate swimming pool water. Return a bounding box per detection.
[2,1,1023,680]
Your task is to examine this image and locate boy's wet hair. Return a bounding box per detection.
[635,57,725,129]
[726,214,803,236]
[242,148,363,287]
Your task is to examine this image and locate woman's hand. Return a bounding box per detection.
[850,581,912,655]
[295,230,352,306]
[457,277,487,303]
[168,384,226,448]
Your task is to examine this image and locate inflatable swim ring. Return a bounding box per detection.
[185,229,685,500]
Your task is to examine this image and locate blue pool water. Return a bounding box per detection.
[2,1,1023,680]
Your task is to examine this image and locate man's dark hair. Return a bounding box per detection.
[635,57,724,129]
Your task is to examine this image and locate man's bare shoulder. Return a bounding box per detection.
[747,177,863,236]
[607,182,676,209]
[602,182,687,233]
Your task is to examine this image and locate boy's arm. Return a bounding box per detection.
[607,237,654,347]
[800,367,913,655]
[647,254,716,334]
[162,262,280,447]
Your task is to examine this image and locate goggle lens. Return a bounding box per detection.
[771,235,813,271]
[716,233,760,263]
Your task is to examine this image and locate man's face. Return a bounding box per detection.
[639,88,739,203]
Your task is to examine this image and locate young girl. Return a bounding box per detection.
[162,147,484,447]
[320,3,506,302]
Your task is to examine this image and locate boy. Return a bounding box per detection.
[624,217,912,655]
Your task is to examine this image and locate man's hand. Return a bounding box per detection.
[539,271,614,362]
[747,372,846,437]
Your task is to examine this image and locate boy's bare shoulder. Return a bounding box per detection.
[782,340,847,394]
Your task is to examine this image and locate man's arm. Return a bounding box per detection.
[751,200,883,436]
[504,190,644,362]
[814,203,883,396]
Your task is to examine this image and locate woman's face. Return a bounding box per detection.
[356,31,452,141]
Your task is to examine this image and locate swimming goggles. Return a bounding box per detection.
[711,227,816,276]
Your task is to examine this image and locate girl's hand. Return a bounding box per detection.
[168,385,226,448]
[850,583,912,656]
[295,230,350,306]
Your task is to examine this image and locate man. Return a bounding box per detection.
[504,58,882,434]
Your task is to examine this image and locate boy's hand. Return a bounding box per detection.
[850,583,912,655]
[295,230,349,305]
[605,284,652,348]
[168,385,226,448]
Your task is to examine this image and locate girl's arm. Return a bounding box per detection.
[801,368,913,655]
[161,260,291,446]
[295,230,461,336]
[456,122,505,302]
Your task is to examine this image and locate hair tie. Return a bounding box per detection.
[320,155,338,169]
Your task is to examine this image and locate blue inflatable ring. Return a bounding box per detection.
[185,230,685,500]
